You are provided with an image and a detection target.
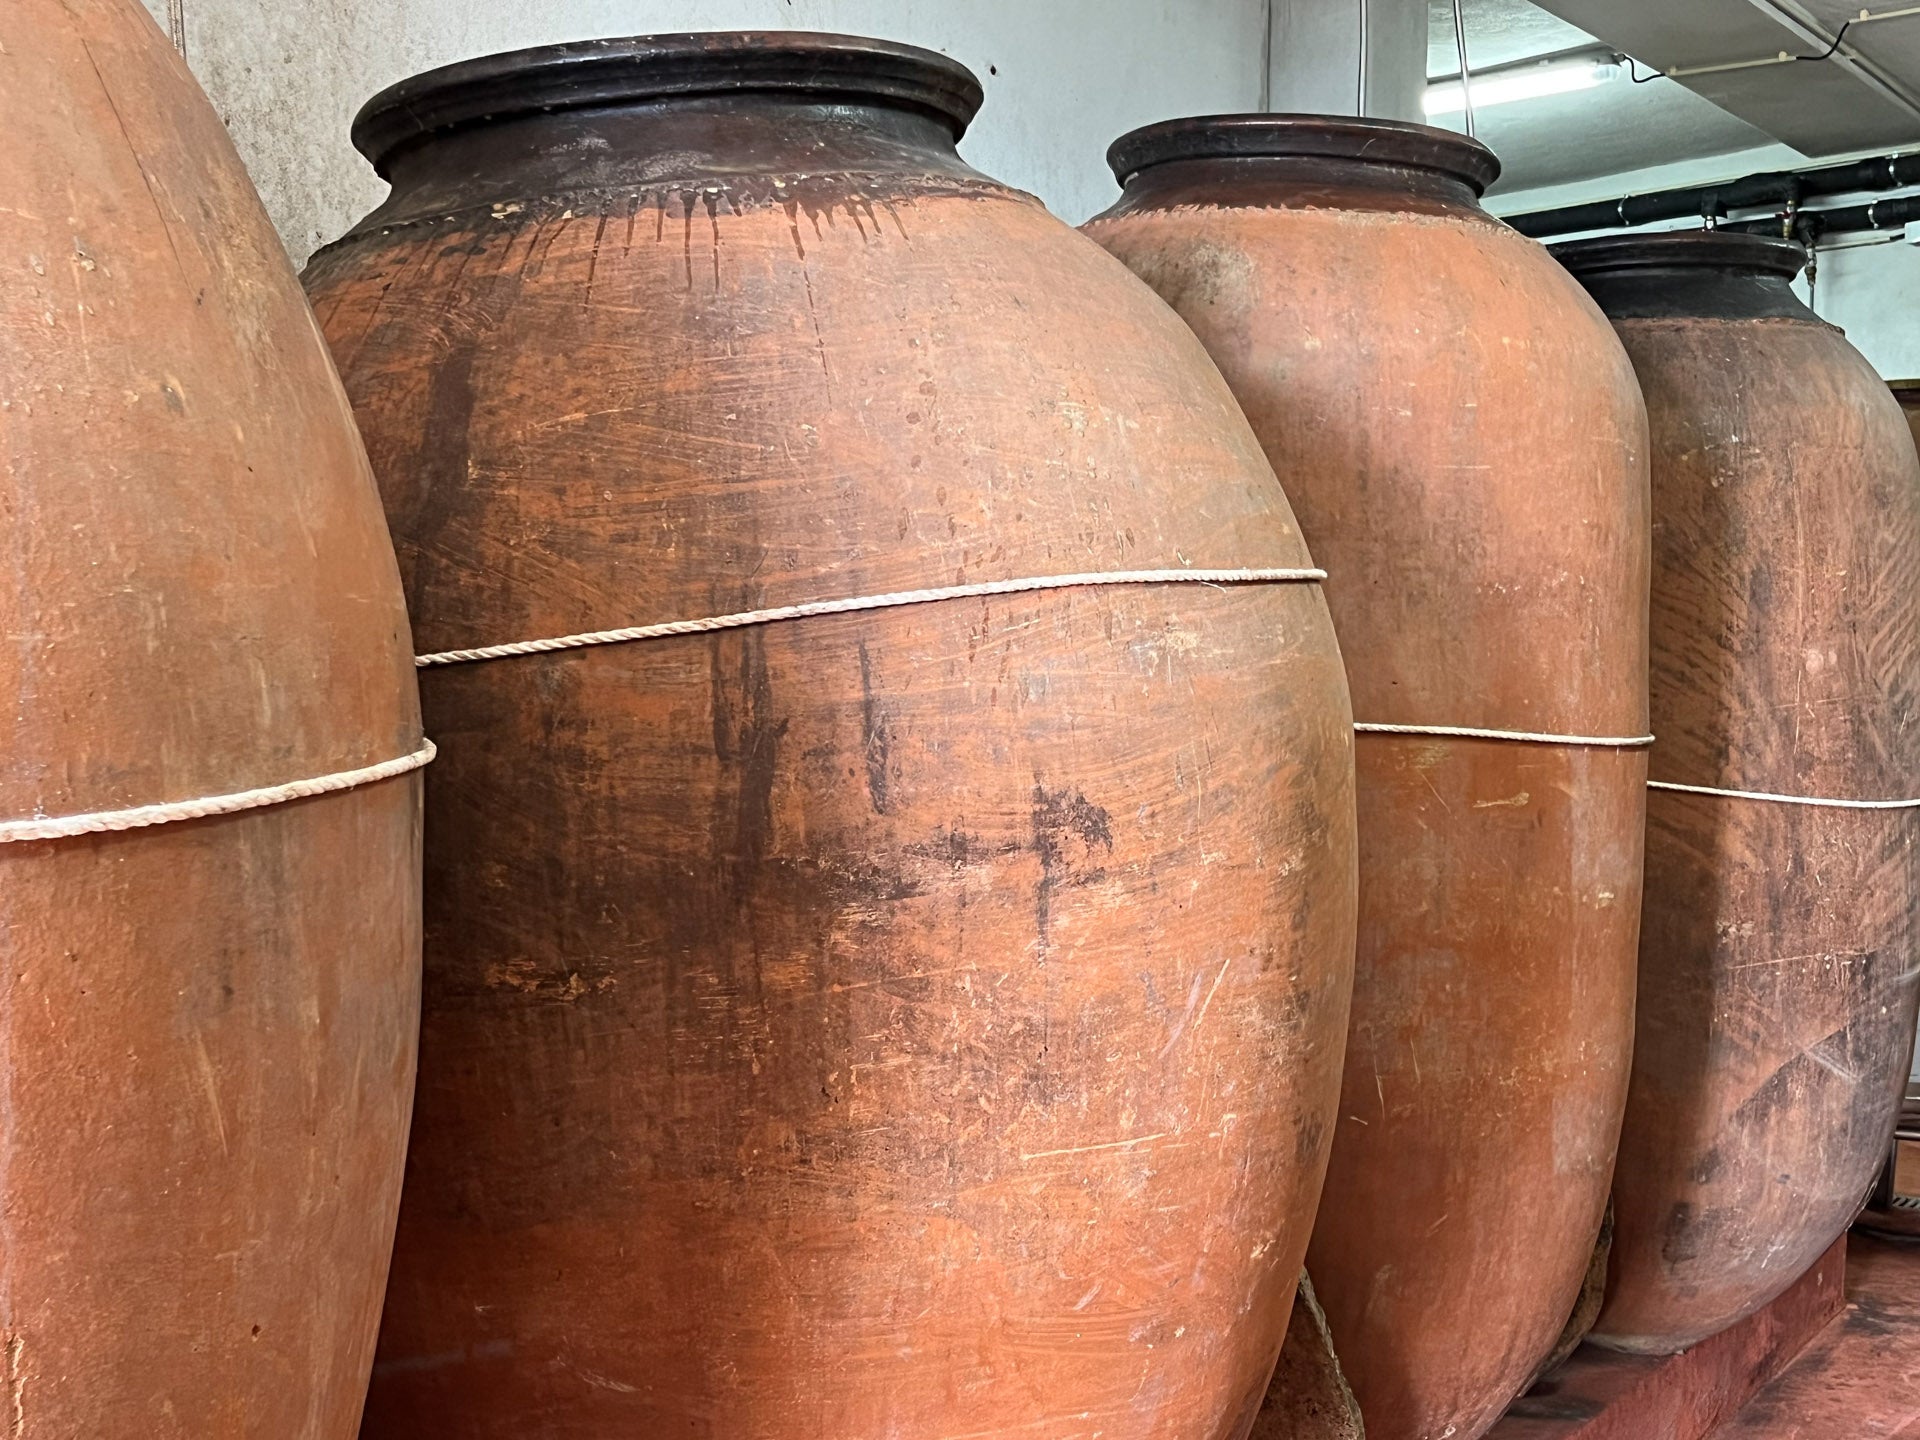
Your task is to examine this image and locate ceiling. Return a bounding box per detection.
[1531,0,1920,155]
[1425,0,1920,195]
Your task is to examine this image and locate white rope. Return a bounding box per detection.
[0,740,437,844]
[1649,779,1920,810]
[1354,722,1655,748]
[413,568,1327,668]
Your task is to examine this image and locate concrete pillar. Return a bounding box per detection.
[1267,0,1429,123]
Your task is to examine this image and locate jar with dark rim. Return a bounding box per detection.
[1555,229,1920,1354]
[305,35,1358,1440]
[1088,116,1649,1440]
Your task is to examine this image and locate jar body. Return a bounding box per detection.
[1579,279,1920,1353]
[0,2,423,1434]
[306,53,1358,1439]
[1089,157,1648,1440]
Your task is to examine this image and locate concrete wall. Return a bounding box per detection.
[139,0,1271,264]
[1492,142,1920,380]
[1270,0,1428,122]
[141,0,1434,265]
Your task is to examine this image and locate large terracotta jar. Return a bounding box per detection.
[0,1,425,1434]
[303,35,1358,1439]
[1087,117,1649,1440]
[1555,231,1920,1354]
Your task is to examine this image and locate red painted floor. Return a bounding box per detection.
[1714,1234,1920,1438]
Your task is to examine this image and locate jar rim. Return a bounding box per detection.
[352,31,985,177]
[1106,114,1501,195]
[1550,230,1809,281]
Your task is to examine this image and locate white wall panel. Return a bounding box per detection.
[139,0,1268,262]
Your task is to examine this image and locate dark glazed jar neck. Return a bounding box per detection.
[347,32,990,231]
[1551,232,1816,323]
[1097,115,1501,218]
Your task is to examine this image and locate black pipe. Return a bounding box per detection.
[1507,150,1920,238]
[1723,190,1920,239]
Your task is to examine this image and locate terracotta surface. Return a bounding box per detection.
[1717,1233,1920,1438]
[1485,1234,1846,1440]
[0,1,423,1434]
[1249,1272,1366,1440]
[303,36,1358,1439]
[1532,1205,1615,1388]
[1088,117,1649,1440]
[1557,232,1920,1355]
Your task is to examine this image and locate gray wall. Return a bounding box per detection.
[140,0,1272,264]
[1271,0,1427,122]
[141,0,1432,265]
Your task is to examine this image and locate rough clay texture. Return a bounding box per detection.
[305,78,1359,1439]
[1249,1271,1366,1439]
[1591,310,1920,1355]
[1531,1203,1615,1387]
[0,0,423,1434]
[1089,172,1649,1440]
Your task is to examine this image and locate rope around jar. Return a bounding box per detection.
[407,567,1665,747]
[15,567,1905,837]
[0,741,436,844]
[1648,778,1920,810]
[3,568,1317,843]
[401,563,1914,811]
[411,567,1328,667]
[1357,727,1918,807]
[1357,727,1918,808]
[1354,722,1654,747]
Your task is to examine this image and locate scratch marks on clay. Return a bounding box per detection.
[1158,953,1234,1059]
[856,640,895,815]
[79,39,189,289]
[5,1333,21,1439]
[1020,1132,1169,1163]
[582,207,609,309]
[191,1032,228,1155]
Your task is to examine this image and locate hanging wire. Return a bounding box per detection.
[1626,12,1862,84]
[1260,0,1274,111]
[167,0,186,55]
[1449,0,1475,137]
[1357,0,1370,116]
[1803,15,1860,61]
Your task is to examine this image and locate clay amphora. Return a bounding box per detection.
[0,1,424,1432]
[1088,115,1649,1440]
[1557,231,1920,1353]
[304,35,1358,1439]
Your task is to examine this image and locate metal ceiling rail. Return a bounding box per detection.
[1426,42,1618,90]
[1731,0,1920,122]
[1505,149,1920,237]
[1658,2,1920,81]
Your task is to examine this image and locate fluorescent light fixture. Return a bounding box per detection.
[1424,54,1621,115]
